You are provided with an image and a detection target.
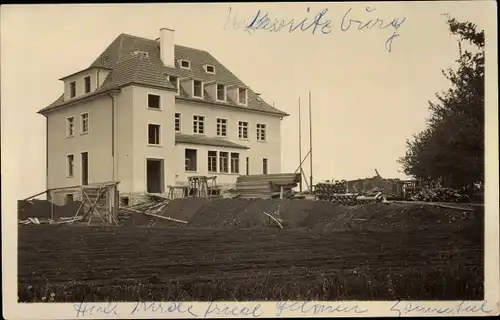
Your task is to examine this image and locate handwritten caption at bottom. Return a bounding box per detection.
[390,300,496,317]
[73,301,366,318]
[73,300,497,318]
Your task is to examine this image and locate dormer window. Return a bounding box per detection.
[131,50,149,58]
[180,59,191,69]
[216,84,226,102]
[84,76,91,94]
[238,88,247,105]
[205,65,215,74]
[193,80,204,98]
[70,81,76,98]
[167,75,180,95]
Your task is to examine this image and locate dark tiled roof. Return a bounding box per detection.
[40,33,289,116]
[38,53,175,114]
[175,133,249,149]
[99,53,174,91]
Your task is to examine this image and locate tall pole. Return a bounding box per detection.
[298,97,303,192]
[309,91,313,193]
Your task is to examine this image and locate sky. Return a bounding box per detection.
[0,2,495,205]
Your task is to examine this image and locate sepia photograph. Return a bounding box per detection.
[1,1,498,318]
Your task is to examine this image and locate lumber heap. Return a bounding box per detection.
[18,216,84,225]
[235,173,301,199]
[118,193,188,224]
[315,180,385,205]
[315,180,348,197]
[410,188,470,203]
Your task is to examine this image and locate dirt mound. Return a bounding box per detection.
[129,198,483,231]
[160,198,280,228]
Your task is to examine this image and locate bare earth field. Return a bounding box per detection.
[18,200,484,302]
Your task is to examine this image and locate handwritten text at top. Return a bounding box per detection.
[224,6,406,52]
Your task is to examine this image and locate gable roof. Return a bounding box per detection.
[58,66,113,81]
[40,33,289,116]
[38,52,176,114]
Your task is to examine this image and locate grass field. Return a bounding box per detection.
[18,200,484,302]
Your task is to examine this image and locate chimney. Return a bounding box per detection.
[159,28,175,68]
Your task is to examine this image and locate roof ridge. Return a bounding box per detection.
[174,44,207,53]
[118,33,149,41]
[44,31,289,116]
[116,32,209,53]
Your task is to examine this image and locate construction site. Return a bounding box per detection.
[17,93,484,302]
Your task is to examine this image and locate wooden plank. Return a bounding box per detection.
[83,187,107,223]
[261,211,283,229]
[72,201,86,222]
[391,200,477,212]
[143,212,188,224]
[51,217,83,224]
[120,207,187,224]
[50,201,54,220]
[22,190,48,201]
[147,193,170,200]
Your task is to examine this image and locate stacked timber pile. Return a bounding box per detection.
[235,173,301,199]
[411,188,470,203]
[346,177,404,199]
[315,180,348,199]
[315,180,387,205]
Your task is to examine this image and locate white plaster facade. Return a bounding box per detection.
[45,84,283,193]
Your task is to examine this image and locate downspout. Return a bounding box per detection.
[44,114,49,193]
[108,93,116,181]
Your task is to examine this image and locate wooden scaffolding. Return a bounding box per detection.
[20,181,120,225]
[187,175,220,198]
[74,181,120,225]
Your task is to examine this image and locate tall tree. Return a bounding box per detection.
[399,16,485,191]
